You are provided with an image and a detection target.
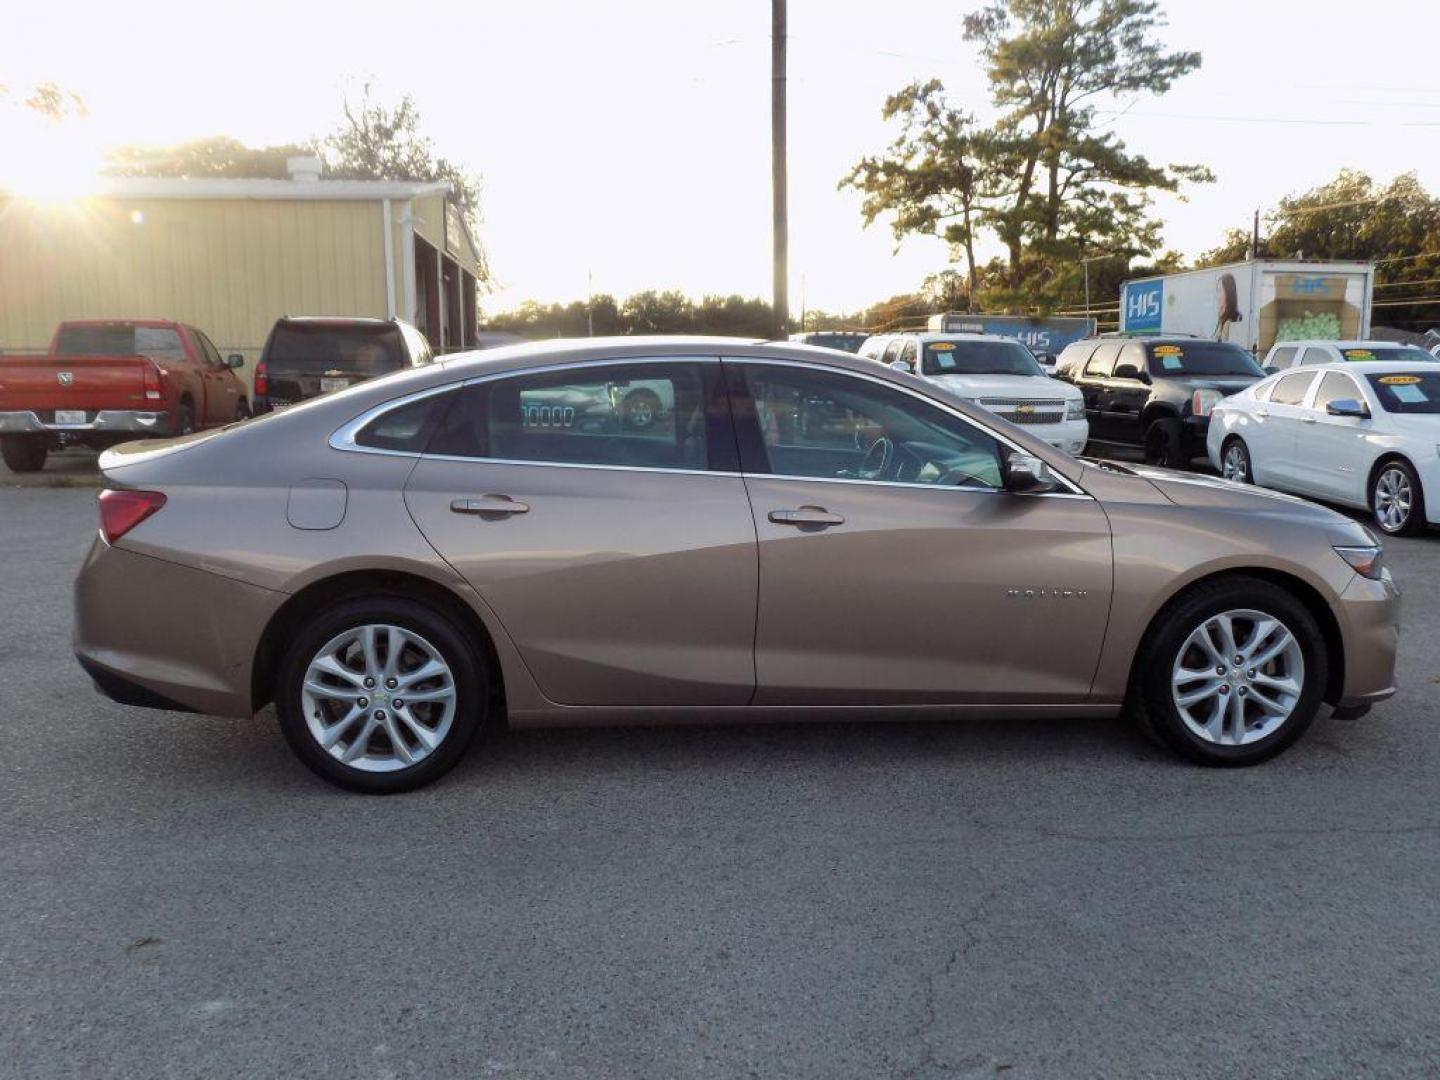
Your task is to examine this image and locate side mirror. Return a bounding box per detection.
[1113,363,1149,383]
[1002,451,1058,494]
[1325,398,1369,419]
[889,360,913,374]
[226,354,246,369]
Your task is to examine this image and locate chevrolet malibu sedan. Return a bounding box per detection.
[1207,360,1440,537]
[75,338,1399,792]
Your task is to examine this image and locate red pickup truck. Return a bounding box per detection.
[0,319,250,473]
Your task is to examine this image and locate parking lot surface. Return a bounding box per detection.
[1,486,1437,1079]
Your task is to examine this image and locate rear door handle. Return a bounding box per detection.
[768,506,845,527]
[450,495,529,516]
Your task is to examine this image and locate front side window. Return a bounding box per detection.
[1271,371,1317,406]
[481,363,712,471]
[1312,372,1363,412]
[736,365,1003,489]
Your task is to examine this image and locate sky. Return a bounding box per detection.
[4,0,1439,316]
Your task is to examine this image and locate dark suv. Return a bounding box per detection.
[1055,335,1264,467]
[254,317,433,414]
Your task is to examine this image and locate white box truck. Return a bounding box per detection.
[1119,260,1375,356]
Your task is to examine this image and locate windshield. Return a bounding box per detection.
[1365,372,1440,414]
[267,323,405,374]
[1146,341,1262,377]
[1340,346,1436,364]
[922,339,1044,377]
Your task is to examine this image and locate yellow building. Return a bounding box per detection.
[0,158,485,387]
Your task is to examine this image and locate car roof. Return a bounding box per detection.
[1276,360,1440,374]
[1275,340,1419,350]
[277,316,398,326]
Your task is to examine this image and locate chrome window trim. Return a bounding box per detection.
[329,352,1093,499]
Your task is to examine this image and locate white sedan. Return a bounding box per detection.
[1206,360,1440,536]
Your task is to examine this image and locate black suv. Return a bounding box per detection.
[1055,335,1264,467]
[254,317,433,414]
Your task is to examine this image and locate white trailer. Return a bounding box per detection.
[1119,259,1375,356]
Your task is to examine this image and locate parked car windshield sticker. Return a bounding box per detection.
[1344,349,1376,361]
[1153,345,1182,355]
[1378,375,1422,385]
[930,342,955,350]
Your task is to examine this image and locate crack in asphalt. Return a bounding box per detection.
[904,886,1002,1079]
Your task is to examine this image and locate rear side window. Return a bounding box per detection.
[1271,371,1316,406]
[1267,346,1297,370]
[431,363,722,471]
[267,323,406,374]
[354,390,455,452]
[1299,347,1334,367]
[1084,342,1122,377]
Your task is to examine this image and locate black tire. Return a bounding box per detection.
[1220,436,1252,484]
[234,398,251,421]
[275,596,488,793]
[1,435,48,474]
[1143,417,1187,469]
[1130,576,1326,766]
[175,401,196,436]
[621,389,662,431]
[1370,458,1425,537]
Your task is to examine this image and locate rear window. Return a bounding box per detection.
[54,324,187,362]
[267,322,405,374]
[1365,372,1440,414]
[1146,342,1262,377]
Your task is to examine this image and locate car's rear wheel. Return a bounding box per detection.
[1,434,48,473]
[1131,577,1326,765]
[1371,459,1425,537]
[176,401,196,436]
[1220,437,1252,484]
[275,597,487,793]
[1143,417,1186,469]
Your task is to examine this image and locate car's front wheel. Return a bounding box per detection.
[1131,577,1326,765]
[275,597,488,793]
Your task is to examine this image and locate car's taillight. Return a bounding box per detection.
[143,363,163,402]
[97,489,166,544]
[254,358,268,397]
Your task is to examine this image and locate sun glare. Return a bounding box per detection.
[0,105,104,202]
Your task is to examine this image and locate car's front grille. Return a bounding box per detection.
[977,399,1067,425]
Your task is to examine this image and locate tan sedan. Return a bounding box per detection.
[75,338,1400,792]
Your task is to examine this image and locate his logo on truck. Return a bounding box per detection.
[1124,281,1164,332]
[56,371,74,387]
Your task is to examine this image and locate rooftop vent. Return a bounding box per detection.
[286,156,323,183]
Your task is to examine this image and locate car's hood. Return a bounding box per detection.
[1109,461,1373,540]
[924,372,1080,400]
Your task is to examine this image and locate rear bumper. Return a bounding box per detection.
[0,409,173,435]
[73,539,283,717]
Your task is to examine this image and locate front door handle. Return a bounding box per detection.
[450,494,530,516]
[1302,416,1317,424]
[768,506,845,527]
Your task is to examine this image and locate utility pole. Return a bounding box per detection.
[771,0,789,339]
[1250,208,1260,260]
[587,270,594,336]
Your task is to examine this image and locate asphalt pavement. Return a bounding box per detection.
[1,485,1436,1079]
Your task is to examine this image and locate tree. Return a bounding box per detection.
[1199,170,1440,329]
[845,0,1208,312]
[105,136,317,179]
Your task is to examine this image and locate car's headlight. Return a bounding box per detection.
[1064,398,1085,421]
[1334,544,1384,580]
[1191,389,1225,417]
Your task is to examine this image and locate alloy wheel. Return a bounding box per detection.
[1222,443,1249,483]
[301,624,458,773]
[1170,608,1304,746]
[1375,467,1412,532]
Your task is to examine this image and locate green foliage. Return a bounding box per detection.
[105,137,318,180]
[1197,170,1440,329]
[485,292,779,338]
[845,0,1207,313]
